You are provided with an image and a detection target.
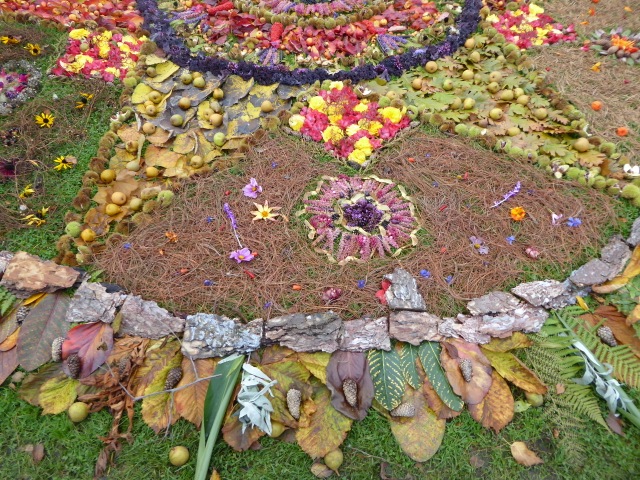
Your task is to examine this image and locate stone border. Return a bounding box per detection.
[1,217,638,358]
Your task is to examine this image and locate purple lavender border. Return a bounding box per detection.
[137,0,482,86]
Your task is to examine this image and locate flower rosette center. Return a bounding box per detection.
[299,175,419,264]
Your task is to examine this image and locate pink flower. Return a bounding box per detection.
[229,247,254,263]
[242,178,262,198]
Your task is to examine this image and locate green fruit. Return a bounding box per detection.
[489,71,502,83]
[209,113,223,127]
[68,402,90,422]
[193,77,206,88]
[213,88,224,100]
[261,100,274,113]
[214,132,226,146]
[621,184,640,199]
[463,98,476,110]
[157,190,175,206]
[489,108,503,120]
[146,166,160,178]
[180,72,193,85]
[608,185,621,196]
[500,90,514,101]
[468,126,483,137]
[633,196,640,208]
[513,88,525,98]
[100,169,116,183]
[450,97,462,110]
[142,122,156,135]
[461,69,474,81]
[65,221,83,238]
[270,421,286,438]
[533,108,548,120]
[324,449,343,473]
[411,78,423,90]
[593,177,607,190]
[442,79,454,91]
[487,81,500,94]
[148,91,162,103]
[516,95,530,105]
[170,114,184,127]
[454,123,469,135]
[425,61,438,73]
[80,228,96,243]
[111,192,127,205]
[599,142,616,156]
[573,138,591,153]
[469,51,481,63]
[464,37,475,49]
[378,96,391,107]
[536,155,551,167]
[169,446,190,467]
[566,167,582,180]
[507,127,520,136]
[189,155,204,168]
[106,203,122,216]
[146,66,157,77]
[178,97,192,110]
[123,77,138,88]
[126,161,140,172]
[129,198,143,211]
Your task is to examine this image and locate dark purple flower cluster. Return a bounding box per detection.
[136,0,482,86]
[342,198,384,232]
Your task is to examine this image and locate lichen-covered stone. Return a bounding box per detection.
[569,259,612,287]
[65,281,126,324]
[339,317,390,351]
[467,291,522,315]
[181,313,263,359]
[118,294,184,338]
[599,236,631,280]
[627,217,640,247]
[384,268,426,311]
[0,251,79,298]
[389,310,442,345]
[0,251,14,277]
[264,312,342,352]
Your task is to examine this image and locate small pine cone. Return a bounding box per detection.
[459,359,473,382]
[164,367,183,390]
[287,388,302,420]
[66,354,81,379]
[15,306,30,324]
[117,355,129,377]
[51,337,65,362]
[342,378,358,407]
[597,326,617,347]
[390,402,416,418]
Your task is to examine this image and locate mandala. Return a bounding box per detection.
[138,0,482,84]
[299,175,419,264]
[0,60,41,115]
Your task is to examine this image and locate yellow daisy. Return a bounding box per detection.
[251,201,281,221]
[53,156,73,171]
[19,184,35,199]
[35,112,55,128]
[75,93,94,109]
[22,207,49,227]
[24,43,41,56]
[1,35,21,45]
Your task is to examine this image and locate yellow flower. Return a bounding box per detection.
[53,156,73,171]
[35,112,55,128]
[353,136,373,156]
[308,96,327,113]
[22,207,49,227]
[329,81,344,90]
[510,206,526,221]
[117,41,131,54]
[348,149,368,165]
[354,102,369,113]
[1,35,21,45]
[24,43,41,56]
[289,114,305,131]
[379,107,404,124]
[251,201,281,222]
[346,124,362,136]
[69,28,91,40]
[98,42,111,59]
[104,66,121,78]
[322,125,344,143]
[528,3,544,16]
[359,119,383,136]
[19,184,35,199]
[75,92,94,109]
[486,14,500,23]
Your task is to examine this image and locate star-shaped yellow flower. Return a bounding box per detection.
[251,201,281,221]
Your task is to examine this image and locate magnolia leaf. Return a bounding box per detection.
[397,343,421,389]
[296,352,330,384]
[367,349,405,411]
[39,376,79,414]
[388,386,446,462]
[422,377,462,419]
[141,349,182,433]
[482,349,547,395]
[130,339,181,397]
[17,293,71,371]
[62,322,114,379]
[18,363,63,406]
[326,351,374,420]
[468,371,514,432]
[482,333,533,353]
[593,246,640,294]
[583,306,640,358]
[295,385,352,459]
[0,347,18,385]
[441,339,493,405]
[222,408,265,451]
[418,341,464,411]
[510,442,544,466]
[175,357,218,427]
[220,75,255,107]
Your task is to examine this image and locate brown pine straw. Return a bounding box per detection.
[96,131,616,320]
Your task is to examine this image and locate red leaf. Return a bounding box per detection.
[62,322,114,378]
[606,413,625,436]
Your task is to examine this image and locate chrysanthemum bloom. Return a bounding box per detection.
[251,201,281,221]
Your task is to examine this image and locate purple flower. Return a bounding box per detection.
[203,279,213,286]
[420,269,431,278]
[357,279,366,289]
[223,203,238,230]
[567,217,582,227]
[469,236,489,255]
[271,162,278,168]
[123,242,132,250]
[264,301,273,309]
[445,275,454,285]
[242,178,263,198]
[491,181,521,208]
[229,247,254,263]
[506,235,516,245]
[206,216,214,223]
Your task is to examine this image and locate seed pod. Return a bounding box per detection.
[459,358,473,382]
[51,337,65,362]
[390,402,416,417]
[287,388,302,420]
[597,326,617,347]
[342,378,358,407]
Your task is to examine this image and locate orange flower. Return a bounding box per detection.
[611,34,638,53]
[510,206,526,221]
[591,101,603,111]
[617,127,629,137]
[591,62,602,72]
[588,7,595,15]
[165,231,178,242]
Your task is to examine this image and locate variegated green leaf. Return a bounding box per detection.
[418,341,464,412]
[398,343,421,389]
[367,348,405,411]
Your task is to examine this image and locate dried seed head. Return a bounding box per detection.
[390,402,416,417]
[66,354,81,379]
[597,326,617,347]
[51,337,65,362]
[342,378,358,408]
[459,358,473,382]
[287,388,302,420]
[164,366,183,390]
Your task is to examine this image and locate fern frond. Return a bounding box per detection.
[560,383,608,428]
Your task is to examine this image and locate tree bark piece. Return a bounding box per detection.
[264,312,342,352]
[389,311,443,345]
[181,313,263,359]
[0,251,79,298]
[338,317,391,351]
[384,268,426,311]
[118,295,184,339]
[467,291,522,315]
[65,282,126,324]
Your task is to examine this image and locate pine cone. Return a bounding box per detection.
[459,359,473,382]
[118,355,130,377]
[597,326,617,347]
[164,367,183,390]
[390,402,415,418]
[342,378,358,407]
[287,388,302,420]
[66,354,81,379]
[15,306,30,324]
[51,337,65,362]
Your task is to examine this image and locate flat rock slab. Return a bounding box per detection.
[118,294,184,338]
[599,236,631,280]
[384,268,426,311]
[569,259,612,287]
[0,251,14,277]
[65,281,126,324]
[339,317,390,351]
[0,251,79,298]
[389,310,443,345]
[627,217,640,247]
[264,312,342,352]
[182,313,263,359]
[467,291,522,315]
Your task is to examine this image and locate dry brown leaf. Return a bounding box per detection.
[0,347,19,385]
[468,371,514,433]
[32,443,45,464]
[556,383,565,394]
[174,357,217,427]
[0,327,20,351]
[592,245,640,294]
[482,333,533,353]
[441,339,493,405]
[606,413,625,436]
[222,408,265,451]
[583,306,640,358]
[510,441,544,466]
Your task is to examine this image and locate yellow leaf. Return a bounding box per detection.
[576,296,589,311]
[152,60,180,83]
[131,83,152,104]
[130,339,181,397]
[468,371,514,432]
[141,350,182,433]
[510,441,544,466]
[145,54,168,66]
[144,145,183,169]
[23,292,47,307]
[481,349,547,394]
[39,376,79,414]
[296,352,330,384]
[482,332,532,353]
[593,245,640,294]
[0,327,19,351]
[173,131,197,154]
